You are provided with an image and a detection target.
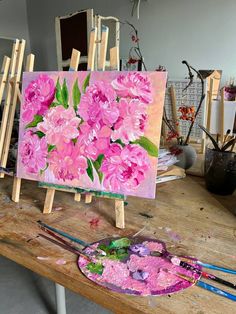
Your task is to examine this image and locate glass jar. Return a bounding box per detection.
[205,147,236,195]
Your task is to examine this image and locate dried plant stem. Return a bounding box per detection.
[182,61,205,145]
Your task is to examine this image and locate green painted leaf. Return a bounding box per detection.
[39,162,49,175]
[114,139,125,147]
[109,238,131,249]
[72,138,77,144]
[82,73,91,93]
[49,102,61,108]
[86,158,94,182]
[56,78,63,103]
[86,262,104,275]
[98,244,110,254]
[133,136,158,157]
[62,78,69,108]
[93,154,104,184]
[26,115,43,128]
[48,144,56,152]
[35,131,45,138]
[72,78,81,111]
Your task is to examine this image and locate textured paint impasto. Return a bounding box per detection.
[78,237,201,296]
[17,71,167,198]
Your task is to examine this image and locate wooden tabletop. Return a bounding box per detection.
[0,176,235,314]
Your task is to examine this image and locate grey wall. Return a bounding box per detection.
[0,0,31,53]
[26,0,236,81]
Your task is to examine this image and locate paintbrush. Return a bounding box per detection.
[39,227,92,259]
[37,221,106,256]
[179,257,236,275]
[163,268,236,301]
[38,233,92,261]
[152,252,236,290]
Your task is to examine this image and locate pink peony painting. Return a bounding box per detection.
[17,71,167,198]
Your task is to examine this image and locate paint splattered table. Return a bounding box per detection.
[0,176,235,314]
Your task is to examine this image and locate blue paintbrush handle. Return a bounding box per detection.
[197,281,236,301]
[37,221,88,247]
[198,261,236,275]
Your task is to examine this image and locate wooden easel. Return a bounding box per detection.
[13,27,125,228]
[12,53,35,202]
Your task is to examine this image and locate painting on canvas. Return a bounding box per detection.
[17,71,167,198]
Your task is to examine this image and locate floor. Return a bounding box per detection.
[0,256,111,314]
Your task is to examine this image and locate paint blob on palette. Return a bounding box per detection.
[78,237,201,296]
[17,71,167,198]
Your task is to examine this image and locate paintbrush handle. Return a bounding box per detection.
[197,280,236,301]
[38,233,91,261]
[197,261,236,275]
[38,220,88,247]
[202,272,236,290]
[171,257,236,290]
[39,233,81,256]
[40,226,83,254]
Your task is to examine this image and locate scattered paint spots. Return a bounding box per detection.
[56,259,67,265]
[139,212,153,219]
[89,217,100,228]
[200,207,204,211]
[37,256,50,260]
[53,207,63,211]
[163,227,181,242]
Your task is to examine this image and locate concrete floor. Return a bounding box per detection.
[0,256,111,314]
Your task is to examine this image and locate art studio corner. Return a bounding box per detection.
[0,1,236,314]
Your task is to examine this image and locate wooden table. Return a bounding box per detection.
[0,176,235,314]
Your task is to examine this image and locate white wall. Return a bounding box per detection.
[0,0,31,53]
[26,0,236,82]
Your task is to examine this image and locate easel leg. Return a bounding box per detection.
[115,200,125,229]
[43,189,55,214]
[85,193,92,204]
[55,283,67,314]
[74,193,81,202]
[12,177,21,202]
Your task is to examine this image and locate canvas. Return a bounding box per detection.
[17,71,167,198]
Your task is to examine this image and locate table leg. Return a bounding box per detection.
[55,283,67,314]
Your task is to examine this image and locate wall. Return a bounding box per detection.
[0,0,31,53]
[26,0,236,82]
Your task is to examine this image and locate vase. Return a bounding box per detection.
[171,144,197,170]
[205,147,236,195]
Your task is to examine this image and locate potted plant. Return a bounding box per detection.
[163,61,206,169]
[199,125,236,195]
[224,78,236,101]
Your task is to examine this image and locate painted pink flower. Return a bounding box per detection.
[78,81,119,126]
[22,75,56,122]
[48,142,87,181]
[111,72,153,104]
[77,122,111,161]
[37,106,80,146]
[112,98,147,144]
[22,101,41,123]
[101,143,150,192]
[20,130,47,174]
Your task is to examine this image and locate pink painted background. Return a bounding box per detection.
[17,71,167,198]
